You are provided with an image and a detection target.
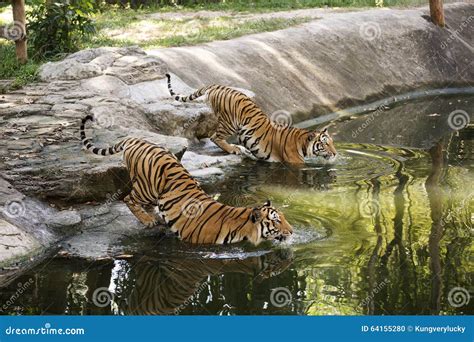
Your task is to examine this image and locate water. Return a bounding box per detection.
[0,94,472,315]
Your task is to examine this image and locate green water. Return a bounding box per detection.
[0,95,472,315]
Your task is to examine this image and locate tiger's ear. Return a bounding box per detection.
[307,131,316,141]
[250,208,262,223]
[322,128,328,135]
[264,200,272,207]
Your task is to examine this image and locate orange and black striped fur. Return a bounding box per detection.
[166,74,337,164]
[80,115,293,245]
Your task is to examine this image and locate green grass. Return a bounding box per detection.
[93,0,427,13]
[85,16,313,49]
[0,44,40,91]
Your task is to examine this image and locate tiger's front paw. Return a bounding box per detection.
[232,145,257,160]
[145,220,157,228]
[141,217,159,228]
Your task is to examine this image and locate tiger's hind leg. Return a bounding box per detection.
[124,191,158,228]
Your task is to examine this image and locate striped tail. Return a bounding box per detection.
[165,73,209,103]
[80,115,125,156]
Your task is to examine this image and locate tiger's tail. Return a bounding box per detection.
[165,73,211,103]
[80,115,126,156]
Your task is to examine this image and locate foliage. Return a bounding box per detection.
[97,0,427,11]
[27,0,97,58]
[0,43,39,91]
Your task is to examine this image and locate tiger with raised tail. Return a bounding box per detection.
[166,73,337,164]
[80,115,293,245]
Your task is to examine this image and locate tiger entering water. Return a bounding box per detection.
[166,73,337,164]
[80,115,293,245]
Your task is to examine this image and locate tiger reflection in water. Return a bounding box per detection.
[121,249,293,315]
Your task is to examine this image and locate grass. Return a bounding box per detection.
[85,16,313,49]
[91,0,428,13]
[0,11,40,91]
[0,44,41,91]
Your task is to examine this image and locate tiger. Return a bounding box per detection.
[124,249,293,315]
[80,115,293,245]
[166,73,337,164]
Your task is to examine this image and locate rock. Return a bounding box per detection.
[51,103,89,113]
[181,150,243,178]
[0,104,52,118]
[89,52,122,70]
[44,210,81,229]
[189,167,224,178]
[0,178,59,281]
[181,150,242,172]
[62,202,151,259]
[0,219,42,267]
[107,55,167,84]
[39,60,102,82]
[81,75,130,98]
[65,46,145,64]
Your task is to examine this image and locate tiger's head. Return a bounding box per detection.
[250,200,293,244]
[306,128,337,160]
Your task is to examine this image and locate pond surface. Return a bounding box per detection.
[1,93,472,315]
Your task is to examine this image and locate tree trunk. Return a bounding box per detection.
[429,0,445,27]
[12,0,28,64]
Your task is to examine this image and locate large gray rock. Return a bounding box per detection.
[0,219,42,269]
[181,149,242,177]
[0,178,56,283]
[44,210,81,229]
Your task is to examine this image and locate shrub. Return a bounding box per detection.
[27,0,97,59]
